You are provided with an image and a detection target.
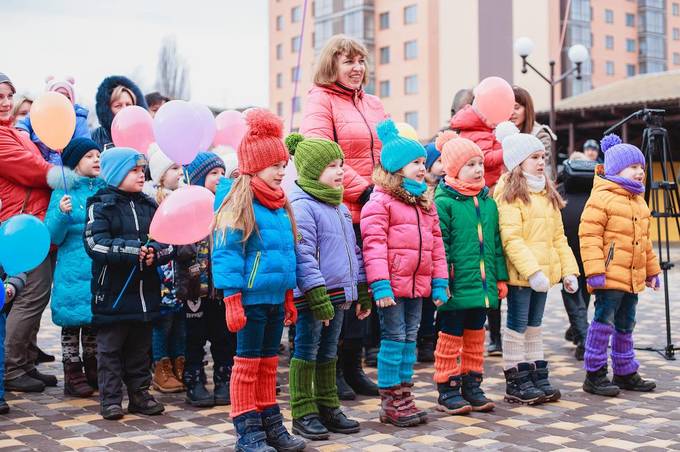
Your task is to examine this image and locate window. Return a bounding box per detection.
[605,9,614,23]
[640,10,665,33]
[606,61,615,75]
[404,75,418,94]
[640,35,666,58]
[626,38,636,52]
[674,27,680,40]
[276,73,283,88]
[404,111,419,130]
[315,0,332,16]
[292,96,301,113]
[291,35,301,52]
[627,64,636,76]
[291,5,302,23]
[291,66,300,82]
[625,13,635,27]
[344,11,363,37]
[605,35,614,49]
[674,52,680,65]
[379,80,391,97]
[379,11,389,29]
[404,40,418,60]
[314,20,332,49]
[276,44,283,60]
[674,3,680,16]
[276,102,284,117]
[404,5,417,24]
[379,46,390,64]
[276,15,283,31]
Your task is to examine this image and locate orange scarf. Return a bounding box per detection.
[251,176,286,209]
[444,175,485,196]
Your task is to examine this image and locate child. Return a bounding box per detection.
[432,131,509,414]
[494,124,579,405]
[361,118,449,427]
[424,142,445,187]
[285,133,366,440]
[580,134,660,396]
[83,147,173,420]
[180,151,234,407]
[212,109,305,452]
[143,150,186,394]
[44,137,106,398]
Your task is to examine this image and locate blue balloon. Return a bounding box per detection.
[0,279,4,311]
[0,214,50,275]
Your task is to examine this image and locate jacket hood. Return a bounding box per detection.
[450,104,490,133]
[95,75,147,135]
[74,104,89,119]
[214,176,234,210]
[47,166,106,191]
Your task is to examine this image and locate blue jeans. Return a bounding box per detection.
[237,303,284,358]
[152,310,186,362]
[506,286,547,333]
[593,290,638,333]
[0,312,5,401]
[378,297,423,343]
[439,308,487,337]
[293,305,345,362]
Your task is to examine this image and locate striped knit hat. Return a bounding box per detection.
[285,133,344,181]
[186,152,225,187]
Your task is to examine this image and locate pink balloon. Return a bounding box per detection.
[472,76,515,127]
[191,103,217,151]
[111,106,155,154]
[153,100,203,165]
[213,110,246,149]
[150,186,216,245]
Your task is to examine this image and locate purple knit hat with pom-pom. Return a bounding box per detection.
[601,134,645,176]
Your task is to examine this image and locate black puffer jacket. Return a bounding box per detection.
[83,186,173,324]
[175,238,221,301]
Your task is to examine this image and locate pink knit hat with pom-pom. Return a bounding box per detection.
[45,75,76,104]
[237,109,289,175]
[435,130,484,178]
[601,134,645,176]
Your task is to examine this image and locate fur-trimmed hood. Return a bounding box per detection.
[95,75,147,134]
[372,166,432,211]
[47,166,106,192]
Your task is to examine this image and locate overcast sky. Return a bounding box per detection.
[1,0,269,111]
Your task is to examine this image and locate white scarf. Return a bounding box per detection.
[523,172,546,193]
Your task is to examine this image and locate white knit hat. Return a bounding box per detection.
[149,149,175,185]
[495,121,545,171]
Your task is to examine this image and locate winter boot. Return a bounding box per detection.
[100,404,124,420]
[63,361,94,398]
[292,414,329,441]
[461,372,494,412]
[401,382,427,423]
[315,359,360,434]
[213,364,232,405]
[36,347,55,364]
[342,339,378,396]
[233,411,276,452]
[436,376,472,415]
[564,326,575,343]
[290,358,328,439]
[152,358,184,393]
[83,354,98,389]
[364,346,379,367]
[318,405,360,434]
[583,364,620,396]
[575,340,585,361]
[336,365,356,400]
[612,372,656,392]
[127,388,164,415]
[378,386,420,427]
[0,400,9,415]
[27,368,57,387]
[173,356,185,385]
[261,405,306,451]
[503,363,545,405]
[530,360,561,402]
[486,307,502,356]
[184,367,214,407]
[417,335,435,363]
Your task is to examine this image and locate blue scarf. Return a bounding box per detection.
[605,175,645,195]
[402,178,427,197]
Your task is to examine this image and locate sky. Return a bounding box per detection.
[1,0,269,112]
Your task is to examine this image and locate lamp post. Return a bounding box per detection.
[514,37,589,173]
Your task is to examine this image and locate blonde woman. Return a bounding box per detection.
[91,76,147,150]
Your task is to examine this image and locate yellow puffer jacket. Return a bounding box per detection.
[494,175,579,287]
[578,169,660,293]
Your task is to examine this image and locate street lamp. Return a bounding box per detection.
[514,37,589,173]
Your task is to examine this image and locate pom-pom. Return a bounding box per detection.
[45,75,55,83]
[600,134,622,153]
[66,76,75,84]
[494,121,519,142]
[285,133,305,156]
[435,130,459,152]
[376,118,399,143]
[244,108,283,139]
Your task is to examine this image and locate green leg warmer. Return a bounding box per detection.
[289,358,318,418]
[315,358,340,409]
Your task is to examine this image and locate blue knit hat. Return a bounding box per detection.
[100,147,147,187]
[187,152,225,187]
[424,142,441,171]
[601,134,645,176]
[377,119,426,173]
[62,137,101,169]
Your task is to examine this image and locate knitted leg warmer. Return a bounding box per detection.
[433,332,462,383]
[230,356,260,418]
[461,329,485,374]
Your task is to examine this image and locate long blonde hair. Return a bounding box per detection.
[501,167,565,210]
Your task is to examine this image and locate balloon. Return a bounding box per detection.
[472,76,514,127]
[150,186,216,245]
[191,103,217,151]
[0,276,4,311]
[0,214,50,275]
[213,110,247,149]
[111,106,155,154]
[395,122,419,140]
[30,92,76,150]
[153,100,203,165]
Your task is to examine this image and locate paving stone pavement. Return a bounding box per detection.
[2,281,680,451]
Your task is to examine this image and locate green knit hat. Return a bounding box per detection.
[285,133,344,181]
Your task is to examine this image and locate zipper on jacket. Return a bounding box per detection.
[352,95,375,167]
[412,206,422,298]
[248,251,262,289]
[473,196,490,308]
[129,200,142,270]
[336,207,354,288]
[139,280,147,313]
[98,265,108,286]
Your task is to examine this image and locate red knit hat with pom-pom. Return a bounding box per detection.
[436,130,484,178]
[238,109,289,175]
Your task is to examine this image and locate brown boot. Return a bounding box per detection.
[401,382,427,423]
[378,386,420,427]
[152,358,184,393]
[83,354,98,390]
[64,362,94,398]
[173,356,185,387]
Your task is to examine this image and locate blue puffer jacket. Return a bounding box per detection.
[45,167,106,326]
[212,177,296,306]
[289,184,365,302]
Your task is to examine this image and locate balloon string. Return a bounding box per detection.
[111,239,151,310]
[59,154,72,222]
[289,0,309,132]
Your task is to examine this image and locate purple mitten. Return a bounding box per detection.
[587,274,606,288]
[646,274,660,289]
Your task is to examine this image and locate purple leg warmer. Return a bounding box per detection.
[611,331,639,376]
[584,321,613,372]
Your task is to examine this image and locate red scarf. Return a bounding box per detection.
[445,175,485,197]
[0,117,13,128]
[251,176,287,209]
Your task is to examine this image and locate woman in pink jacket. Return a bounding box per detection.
[361,119,448,428]
[299,34,386,400]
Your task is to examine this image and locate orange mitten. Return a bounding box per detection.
[224,293,247,333]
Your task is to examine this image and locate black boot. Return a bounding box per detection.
[612,372,656,392]
[234,411,276,452]
[574,341,585,361]
[184,367,214,407]
[530,361,561,402]
[342,339,378,396]
[503,363,544,405]
[0,400,9,415]
[261,405,306,451]
[336,365,356,400]
[27,368,57,387]
[213,364,231,405]
[461,372,495,412]
[36,347,55,364]
[319,405,360,434]
[416,336,435,363]
[101,404,124,420]
[83,354,98,389]
[436,376,472,415]
[4,373,45,393]
[564,326,575,343]
[292,414,329,440]
[364,346,378,367]
[486,308,502,356]
[127,388,164,415]
[583,365,620,396]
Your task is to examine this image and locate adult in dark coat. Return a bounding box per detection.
[91,76,147,150]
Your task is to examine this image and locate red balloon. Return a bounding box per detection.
[472,76,515,128]
[213,110,246,149]
[111,106,155,154]
[150,186,215,245]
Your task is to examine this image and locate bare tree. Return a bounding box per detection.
[155,35,191,100]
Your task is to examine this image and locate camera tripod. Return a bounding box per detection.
[605,109,679,360]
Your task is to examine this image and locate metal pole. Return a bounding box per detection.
[549,61,557,175]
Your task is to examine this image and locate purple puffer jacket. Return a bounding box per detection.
[289,184,366,302]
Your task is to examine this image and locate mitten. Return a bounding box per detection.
[587,274,606,289]
[528,271,550,292]
[284,290,298,325]
[224,293,247,333]
[432,278,449,304]
[357,282,372,312]
[497,281,508,299]
[370,279,394,302]
[305,286,334,321]
[563,274,579,294]
[646,274,661,289]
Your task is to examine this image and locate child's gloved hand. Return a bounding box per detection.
[284,290,298,326]
[370,280,395,309]
[224,293,247,333]
[356,282,372,320]
[305,286,335,322]
[587,274,606,289]
[528,271,550,292]
[497,281,508,299]
[432,278,449,307]
[646,274,661,291]
[563,274,579,294]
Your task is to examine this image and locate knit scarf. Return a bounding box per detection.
[251,176,287,209]
[605,175,645,195]
[0,117,13,128]
[523,172,546,193]
[296,179,343,206]
[402,178,427,197]
[444,175,485,196]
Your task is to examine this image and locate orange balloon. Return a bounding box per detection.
[30,92,76,151]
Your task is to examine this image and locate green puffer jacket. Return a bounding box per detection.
[434,183,508,311]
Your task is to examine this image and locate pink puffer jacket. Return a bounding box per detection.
[300,83,386,223]
[360,186,448,298]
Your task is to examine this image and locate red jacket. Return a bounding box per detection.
[299,84,386,223]
[0,125,52,221]
[450,105,504,188]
